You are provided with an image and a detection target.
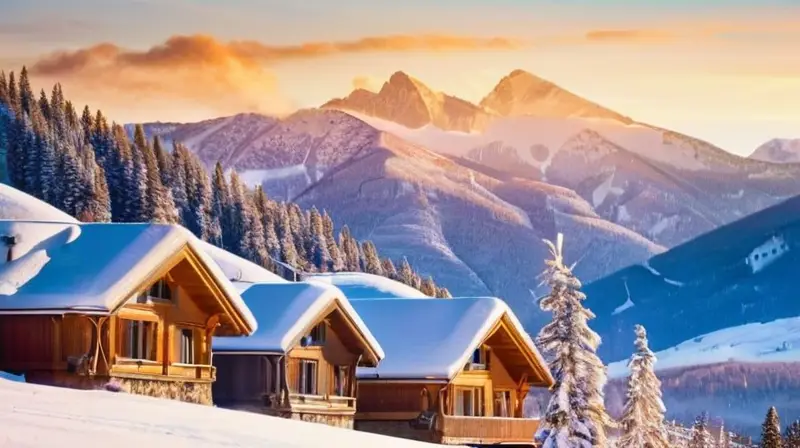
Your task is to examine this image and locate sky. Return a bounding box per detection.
[1,0,798,156]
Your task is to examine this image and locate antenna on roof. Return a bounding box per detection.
[1,234,19,262]
[269,256,304,282]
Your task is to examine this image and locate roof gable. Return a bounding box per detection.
[213,282,384,365]
[0,221,257,335]
[352,297,553,384]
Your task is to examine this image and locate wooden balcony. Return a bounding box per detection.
[270,393,356,415]
[110,358,215,382]
[435,414,540,446]
[167,363,216,380]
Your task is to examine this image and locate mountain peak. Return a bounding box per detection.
[480,70,633,124]
[749,138,800,164]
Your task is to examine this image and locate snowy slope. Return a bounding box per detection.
[749,138,800,164]
[607,317,800,378]
[0,379,448,448]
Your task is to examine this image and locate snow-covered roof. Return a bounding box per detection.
[0,184,78,223]
[0,220,257,334]
[197,240,287,286]
[0,378,444,448]
[213,281,384,364]
[351,297,552,383]
[302,272,429,299]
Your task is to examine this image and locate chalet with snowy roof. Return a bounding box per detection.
[212,281,384,429]
[0,220,257,405]
[350,297,554,447]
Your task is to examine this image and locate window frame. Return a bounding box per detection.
[119,319,158,362]
[296,359,318,395]
[177,328,195,365]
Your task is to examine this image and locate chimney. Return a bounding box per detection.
[2,235,18,262]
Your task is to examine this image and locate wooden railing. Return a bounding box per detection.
[168,363,215,380]
[435,414,540,445]
[286,393,356,410]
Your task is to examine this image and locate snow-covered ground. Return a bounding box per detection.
[0,378,450,447]
[608,317,800,378]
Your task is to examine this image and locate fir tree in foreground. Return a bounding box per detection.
[617,324,670,448]
[785,420,800,448]
[534,233,612,448]
[689,413,713,448]
[761,407,782,448]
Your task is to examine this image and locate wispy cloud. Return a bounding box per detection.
[26,33,523,116]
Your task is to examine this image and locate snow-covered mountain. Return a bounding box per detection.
[137,108,663,328]
[479,69,634,123]
[135,69,800,330]
[322,71,493,132]
[749,138,800,164]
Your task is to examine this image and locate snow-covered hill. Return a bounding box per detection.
[607,317,800,378]
[749,138,800,164]
[0,378,448,447]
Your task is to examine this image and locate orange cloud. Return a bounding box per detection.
[28,34,523,119]
[583,29,676,43]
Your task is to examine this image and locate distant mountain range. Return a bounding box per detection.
[132,69,800,330]
[749,138,800,164]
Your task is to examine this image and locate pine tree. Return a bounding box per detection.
[535,234,611,448]
[80,105,93,145]
[435,286,452,298]
[253,186,280,258]
[307,207,331,271]
[361,241,383,276]
[322,211,344,271]
[381,258,397,279]
[38,89,51,122]
[17,66,34,116]
[761,407,782,448]
[785,420,800,448]
[617,324,669,448]
[397,257,415,285]
[127,136,149,222]
[420,277,437,296]
[152,135,171,186]
[718,426,731,448]
[210,162,231,248]
[0,71,8,106]
[690,414,713,448]
[339,225,360,271]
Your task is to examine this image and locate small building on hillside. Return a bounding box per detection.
[350,297,554,447]
[0,220,257,405]
[212,281,384,429]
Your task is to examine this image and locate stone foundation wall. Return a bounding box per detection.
[24,371,212,405]
[286,411,354,429]
[112,377,212,405]
[355,420,436,443]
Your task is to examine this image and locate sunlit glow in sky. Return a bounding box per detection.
[1,0,798,155]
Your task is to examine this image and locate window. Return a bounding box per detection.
[334,365,349,396]
[494,390,512,417]
[296,360,318,395]
[454,387,484,416]
[178,328,194,364]
[121,320,157,361]
[467,346,488,370]
[308,323,326,346]
[149,279,172,301]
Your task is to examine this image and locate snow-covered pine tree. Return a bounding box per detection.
[397,257,415,286]
[617,324,669,448]
[0,71,8,106]
[420,277,437,296]
[168,143,190,224]
[689,414,713,448]
[79,105,93,145]
[381,258,397,279]
[322,211,344,271]
[362,241,383,276]
[152,135,171,186]
[338,225,360,271]
[308,207,331,271]
[17,66,34,117]
[785,420,800,448]
[761,407,783,448]
[38,89,51,123]
[109,124,134,221]
[535,233,612,448]
[435,286,452,298]
[717,426,731,448]
[210,162,231,248]
[127,130,149,222]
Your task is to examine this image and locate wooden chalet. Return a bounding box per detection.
[350,297,554,447]
[212,281,384,429]
[0,220,257,405]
